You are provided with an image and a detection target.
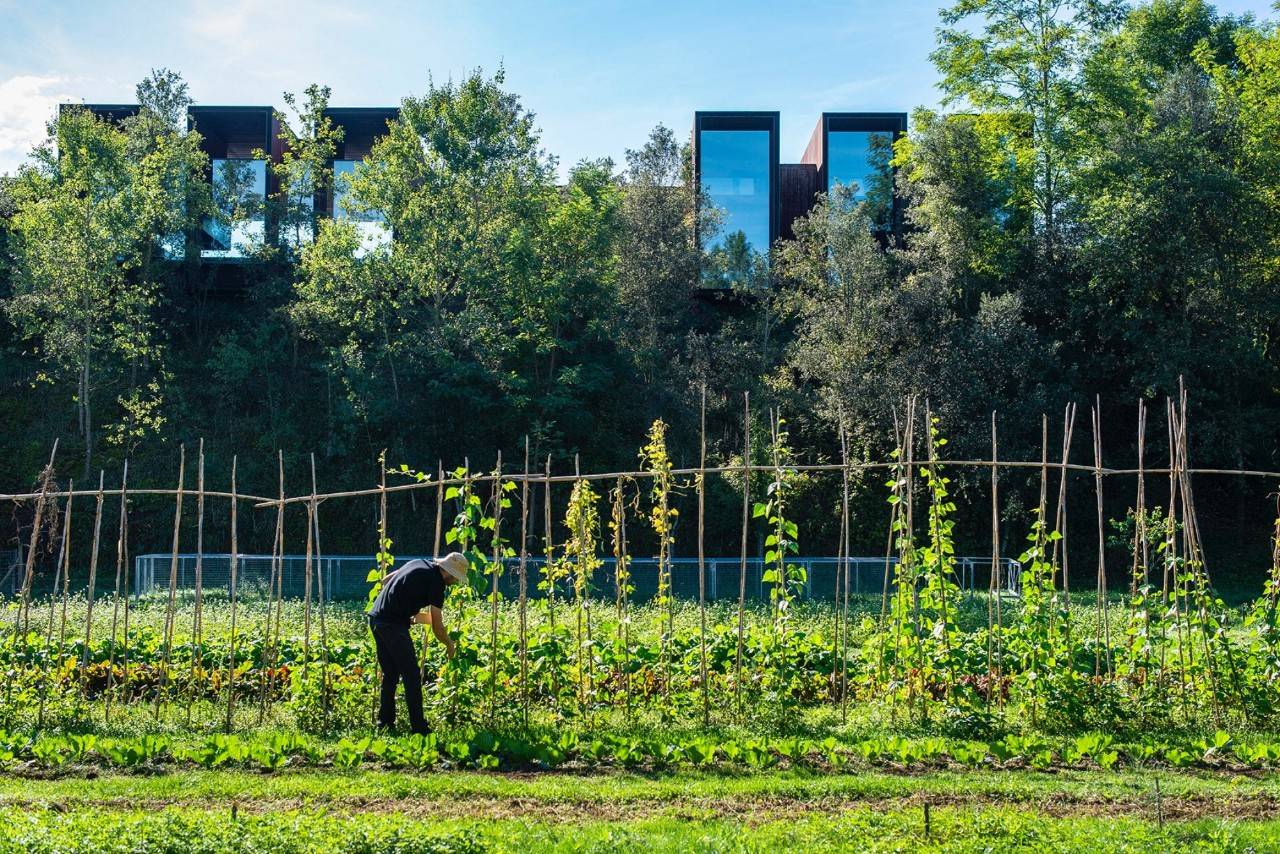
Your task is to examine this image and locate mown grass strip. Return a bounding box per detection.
[2,802,1279,853]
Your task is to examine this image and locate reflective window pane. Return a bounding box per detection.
[827,130,894,228]
[334,160,391,256]
[201,158,266,259]
[699,129,770,288]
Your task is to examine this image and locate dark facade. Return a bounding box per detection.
[802,112,908,232]
[71,101,398,263]
[695,110,908,288]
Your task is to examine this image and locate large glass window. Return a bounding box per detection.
[334,160,391,256]
[699,129,770,288]
[201,158,266,259]
[826,130,895,229]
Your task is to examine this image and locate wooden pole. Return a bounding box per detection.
[311,454,331,726]
[16,441,58,642]
[423,460,443,672]
[879,409,903,684]
[1133,402,1148,596]
[489,452,503,727]
[104,459,128,723]
[611,475,631,720]
[735,391,750,719]
[79,472,105,702]
[157,445,185,720]
[224,457,239,733]
[990,413,1003,707]
[187,441,205,726]
[258,452,285,724]
[1093,400,1112,677]
[518,440,530,728]
[374,452,388,727]
[37,480,71,728]
[838,427,851,718]
[1052,403,1077,623]
[697,385,709,730]
[54,478,74,702]
[302,471,314,681]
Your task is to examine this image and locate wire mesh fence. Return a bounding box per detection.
[130,553,1023,602]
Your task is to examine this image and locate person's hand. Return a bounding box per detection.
[445,638,457,659]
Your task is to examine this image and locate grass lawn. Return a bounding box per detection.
[1,765,1278,852]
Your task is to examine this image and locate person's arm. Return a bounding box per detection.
[428,605,455,658]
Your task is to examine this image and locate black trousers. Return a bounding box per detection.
[369,620,428,733]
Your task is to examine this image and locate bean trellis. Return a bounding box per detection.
[4,388,1280,737]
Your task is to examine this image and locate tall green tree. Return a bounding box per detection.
[933,0,1127,261]
[295,70,625,464]
[5,72,206,477]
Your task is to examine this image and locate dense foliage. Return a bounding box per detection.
[2,1,1279,588]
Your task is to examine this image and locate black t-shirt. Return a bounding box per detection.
[368,559,446,626]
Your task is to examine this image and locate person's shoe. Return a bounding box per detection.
[409,724,431,737]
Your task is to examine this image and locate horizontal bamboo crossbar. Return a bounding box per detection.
[2,459,1277,508]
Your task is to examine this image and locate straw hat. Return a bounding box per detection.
[438,552,469,584]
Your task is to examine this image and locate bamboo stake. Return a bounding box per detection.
[374,452,388,727]
[838,426,851,718]
[901,400,924,722]
[698,384,709,730]
[1132,400,1151,701]
[990,412,1004,707]
[1133,402,1148,596]
[1052,403,1077,624]
[423,460,443,673]
[925,410,955,693]
[258,452,285,724]
[518,440,530,728]
[1174,384,1239,715]
[312,454,331,726]
[735,391,750,719]
[611,475,631,720]
[16,441,58,641]
[879,409,903,684]
[104,460,128,723]
[302,473,314,681]
[53,478,74,699]
[570,454,591,720]
[79,472,105,702]
[37,480,71,728]
[1165,399,1189,719]
[224,457,239,733]
[433,462,444,560]
[187,441,205,726]
[157,445,185,720]
[489,452,503,728]
[1092,400,1111,676]
[544,455,558,710]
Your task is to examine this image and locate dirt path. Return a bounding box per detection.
[10,790,1280,823]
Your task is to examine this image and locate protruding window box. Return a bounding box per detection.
[694,112,779,290]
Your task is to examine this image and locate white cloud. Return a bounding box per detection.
[0,74,76,176]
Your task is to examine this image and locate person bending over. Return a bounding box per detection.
[367,552,467,734]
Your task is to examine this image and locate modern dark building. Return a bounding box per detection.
[70,101,398,264]
[64,100,905,289]
[802,112,908,231]
[692,111,780,289]
[324,107,398,253]
[694,110,907,289]
[188,106,279,260]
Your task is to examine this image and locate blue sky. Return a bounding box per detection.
[1,0,1276,177]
